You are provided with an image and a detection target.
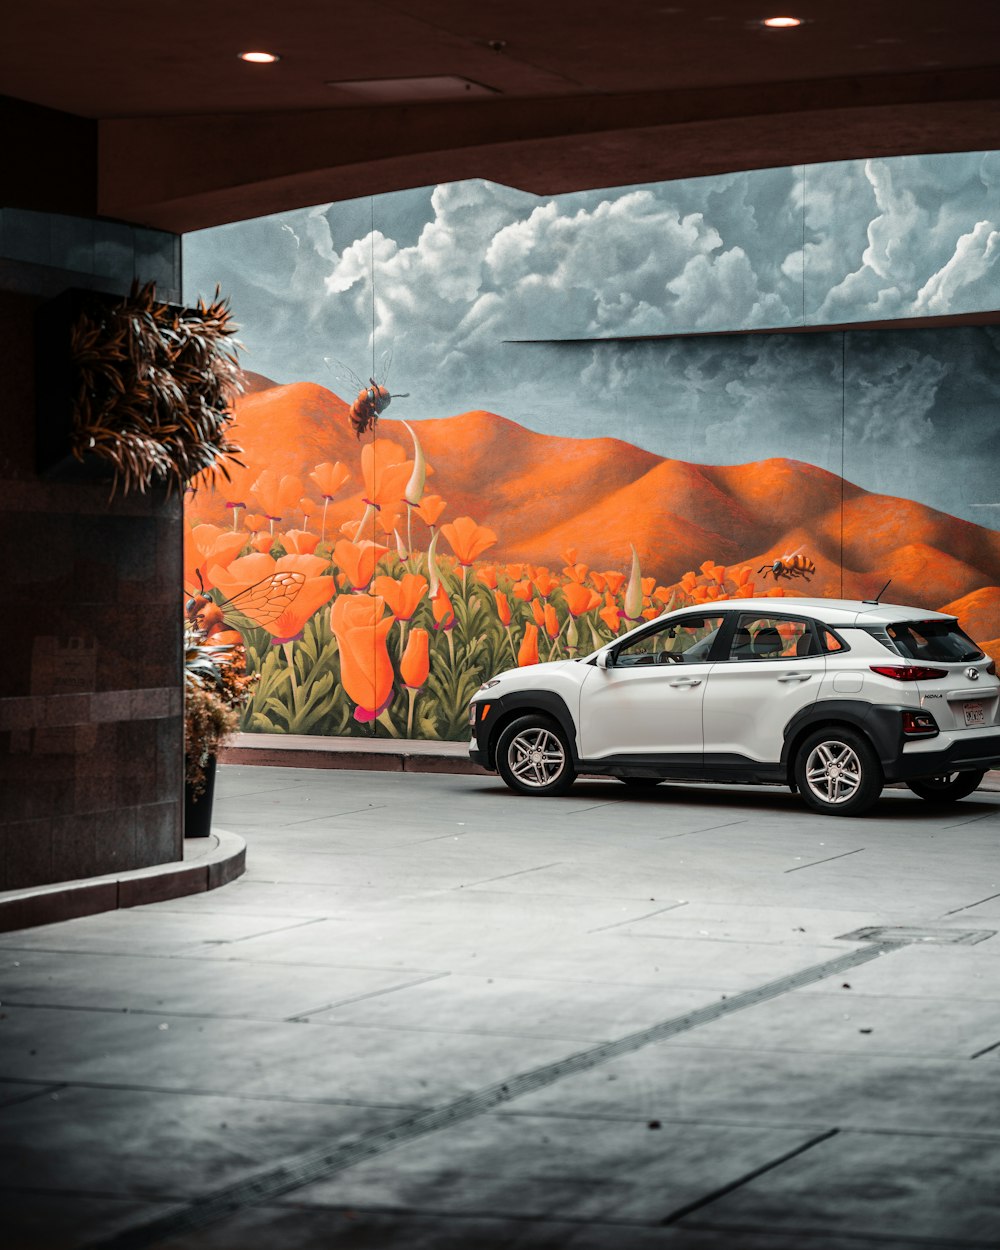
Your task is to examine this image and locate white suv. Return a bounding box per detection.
[468,598,1000,816]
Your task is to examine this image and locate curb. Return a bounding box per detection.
[0,828,246,934]
[220,744,487,775]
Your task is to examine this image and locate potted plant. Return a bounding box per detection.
[37,281,244,493]
[183,623,255,837]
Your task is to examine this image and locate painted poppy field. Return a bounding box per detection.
[184,425,788,741]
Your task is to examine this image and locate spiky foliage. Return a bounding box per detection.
[70,282,245,495]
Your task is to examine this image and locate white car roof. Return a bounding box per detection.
[663,598,954,627]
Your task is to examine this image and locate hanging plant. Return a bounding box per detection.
[62,281,244,495]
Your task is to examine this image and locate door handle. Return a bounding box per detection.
[777,673,811,683]
[669,678,702,688]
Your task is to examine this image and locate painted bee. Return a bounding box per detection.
[759,549,817,581]
[327,350,409,439]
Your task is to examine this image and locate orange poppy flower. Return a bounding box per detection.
[562,583,601,617]
[530,599,545,627]
[560,547,579,566]
[279,529,321,556]
[562,563,590,584]
[680,571,698,592]
[532,569,557,598]
[334,538,390,591]
[518,623,540,667]
[511,579,534,603]
[361,440,412,512]
[589,571,607,593]
[432,587,455,632]
[184,524,248,595]
[329,593,395,722]
[310,461,351,500]
[735,582,755,598]
[400,628,430,690]
[505,563,527,581]
[299,497,318,519]
[188,457,256,512]
[476,565,499,590]
[603,571,626,596]
[209,552,336,643]
[641,607,660,620]
[415,494,447,527]
[494,590,512,626]
[737,566,753,586]
[251,532,275,554]
[252,470,303,521]
[544,603,560,639]
[441,516,498,567]
[372,572,428,622]
[598,603,621,633]
[242,513,267,534]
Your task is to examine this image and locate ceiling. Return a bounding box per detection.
[3,0,1000,233]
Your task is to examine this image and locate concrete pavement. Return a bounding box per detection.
[1,765,999,1248]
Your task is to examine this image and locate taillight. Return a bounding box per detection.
[902,711,938,737]
[988,660,997,677]
[870,666,947,681]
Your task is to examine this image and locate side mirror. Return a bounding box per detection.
[597,650,613,670]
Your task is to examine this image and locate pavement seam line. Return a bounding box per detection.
[658,1126,841,1225]
[81,939,903,1250]
[784,847,865,873]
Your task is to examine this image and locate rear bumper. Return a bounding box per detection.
[885,731,1000,781]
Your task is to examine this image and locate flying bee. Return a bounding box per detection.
[326,349,409,439]
[759,548,817,582]
[185,569,307,637]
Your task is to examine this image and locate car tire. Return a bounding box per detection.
[906,770,986,803]
[794,727,883,817]
[496,715,577,797]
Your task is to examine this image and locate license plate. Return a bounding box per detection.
[964,701,986,727]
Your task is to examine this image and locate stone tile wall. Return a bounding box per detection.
[0,212,184,889]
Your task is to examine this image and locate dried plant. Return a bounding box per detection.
[69,281,245,495]
[184,623,257,797]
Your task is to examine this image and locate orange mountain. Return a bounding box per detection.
[190,379,1000,647]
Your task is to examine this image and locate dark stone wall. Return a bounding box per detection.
[0,212,184,890]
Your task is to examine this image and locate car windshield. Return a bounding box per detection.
[883,620,983,663]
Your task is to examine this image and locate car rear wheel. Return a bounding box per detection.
[794,728,883,817]
[496,715,576,797]
[907,770,986,803]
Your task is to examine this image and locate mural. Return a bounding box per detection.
[182,153,1000,740]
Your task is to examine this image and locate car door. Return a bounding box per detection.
[702,611,826,764]
[579,613,726,761]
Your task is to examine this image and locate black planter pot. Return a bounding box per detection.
[184,755,217,838]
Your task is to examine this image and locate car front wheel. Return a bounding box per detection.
[496,715,577,797]
[907,770,986,803]
[794,728,883,817]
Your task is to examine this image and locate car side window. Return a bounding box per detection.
[725,614,817,661]
[616,615,725,667]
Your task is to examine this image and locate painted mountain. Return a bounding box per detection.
[188,378,1000,658]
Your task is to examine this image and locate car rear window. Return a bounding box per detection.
[879,620,984,663]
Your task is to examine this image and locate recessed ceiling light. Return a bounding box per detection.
[762,15,801,27]
[238,51,280,64]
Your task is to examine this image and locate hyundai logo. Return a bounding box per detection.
[966,667,980,681]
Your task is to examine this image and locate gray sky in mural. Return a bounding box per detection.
[183,151,1000,526]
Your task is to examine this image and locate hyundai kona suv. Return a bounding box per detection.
[468,598,1000,816]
